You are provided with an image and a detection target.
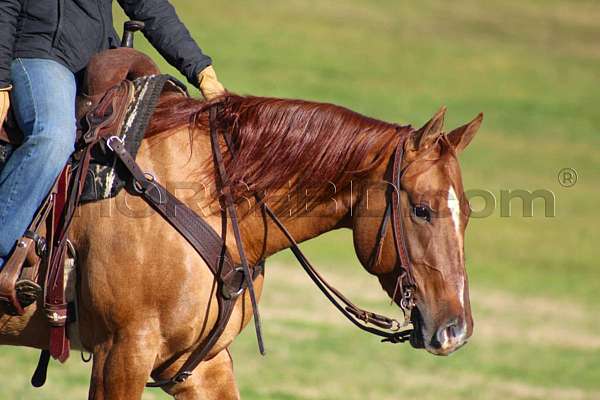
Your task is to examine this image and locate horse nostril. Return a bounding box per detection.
[435,318,466,348]
[447,321,459,338]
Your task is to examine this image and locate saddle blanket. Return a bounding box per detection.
[80,74,185,202]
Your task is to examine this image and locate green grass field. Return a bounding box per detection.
[1,1,599,399]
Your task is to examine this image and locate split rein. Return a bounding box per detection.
[103,104,417,386]
[203,106,418,345]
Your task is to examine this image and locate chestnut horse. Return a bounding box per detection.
[0,94,481,399]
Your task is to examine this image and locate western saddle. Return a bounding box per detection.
[1,45,163,302]
[0,22,166,383]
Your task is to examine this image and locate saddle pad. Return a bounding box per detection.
[80,74,182,202]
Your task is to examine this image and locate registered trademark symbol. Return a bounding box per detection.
[558,168,578,188]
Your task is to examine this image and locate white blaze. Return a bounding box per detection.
[448,186,465,308]
[458,278,465,308]
[447,186,461,236]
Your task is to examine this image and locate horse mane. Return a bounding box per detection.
[148,94,403,208]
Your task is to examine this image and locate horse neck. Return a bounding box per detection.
[154,123,387,266]
[231,187,355,265]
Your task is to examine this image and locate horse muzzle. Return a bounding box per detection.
[409,307,469,355]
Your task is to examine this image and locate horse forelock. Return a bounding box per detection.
[148,94,402,208]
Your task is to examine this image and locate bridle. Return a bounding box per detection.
[209,113,421,349]
[373,126,418,316]
[230,120,420,346]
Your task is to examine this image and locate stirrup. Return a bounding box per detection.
[15,279,42,308]
[0,235,42,315]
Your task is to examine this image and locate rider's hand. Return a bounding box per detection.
[197,66,226,100]
[0,87,10,125]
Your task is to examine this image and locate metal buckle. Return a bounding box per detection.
[132,172,156,193]
[390,319,403,332]
[106,135,124,152]
[83,128,98,144]
[400,287,413,311]
[222,286,245,300]
[173,371,192,384]
[133,173,165,205]
[221,266,247,300]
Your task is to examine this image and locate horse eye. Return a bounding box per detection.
[413,205,431,222]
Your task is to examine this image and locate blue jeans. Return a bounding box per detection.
[0,59,76,269]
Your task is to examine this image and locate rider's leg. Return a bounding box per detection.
[0,58,76,269]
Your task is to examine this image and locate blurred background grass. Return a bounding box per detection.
[1,1,599,399]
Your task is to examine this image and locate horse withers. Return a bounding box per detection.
[1,91,481,399]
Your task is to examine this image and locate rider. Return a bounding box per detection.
[0,0,225,270]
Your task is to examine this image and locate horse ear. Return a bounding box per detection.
[413,106,446,150]
[447,113,483,154]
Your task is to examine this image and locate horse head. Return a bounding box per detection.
[352,108,482,355]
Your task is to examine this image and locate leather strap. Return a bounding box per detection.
[208,107,265,355]
[43,81,133,363]
[391,136,413,278]
[104,134,263,387]
[361,131,416,315]
[261,204,411,342]
[146,297,237,387]
[0,181,54,314]
[390,134,417,312]
[369,198,393,273]
[0,237,35,314]
[211,105,413,341]
[45,166,71,362]
[31,350,51,387]
[105,136,238,281]
[44,90,114,362]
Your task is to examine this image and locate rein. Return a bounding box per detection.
[259,125,418,342]
[211,105,417,342]
[103,102,417,387]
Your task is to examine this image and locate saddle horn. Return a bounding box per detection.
[121,20,145,48]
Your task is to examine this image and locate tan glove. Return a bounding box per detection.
[197,66,225,100]
[0,87,10,125]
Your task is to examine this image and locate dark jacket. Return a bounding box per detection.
[0,0,212,88]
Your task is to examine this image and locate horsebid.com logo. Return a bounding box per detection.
[85,167,578,220]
